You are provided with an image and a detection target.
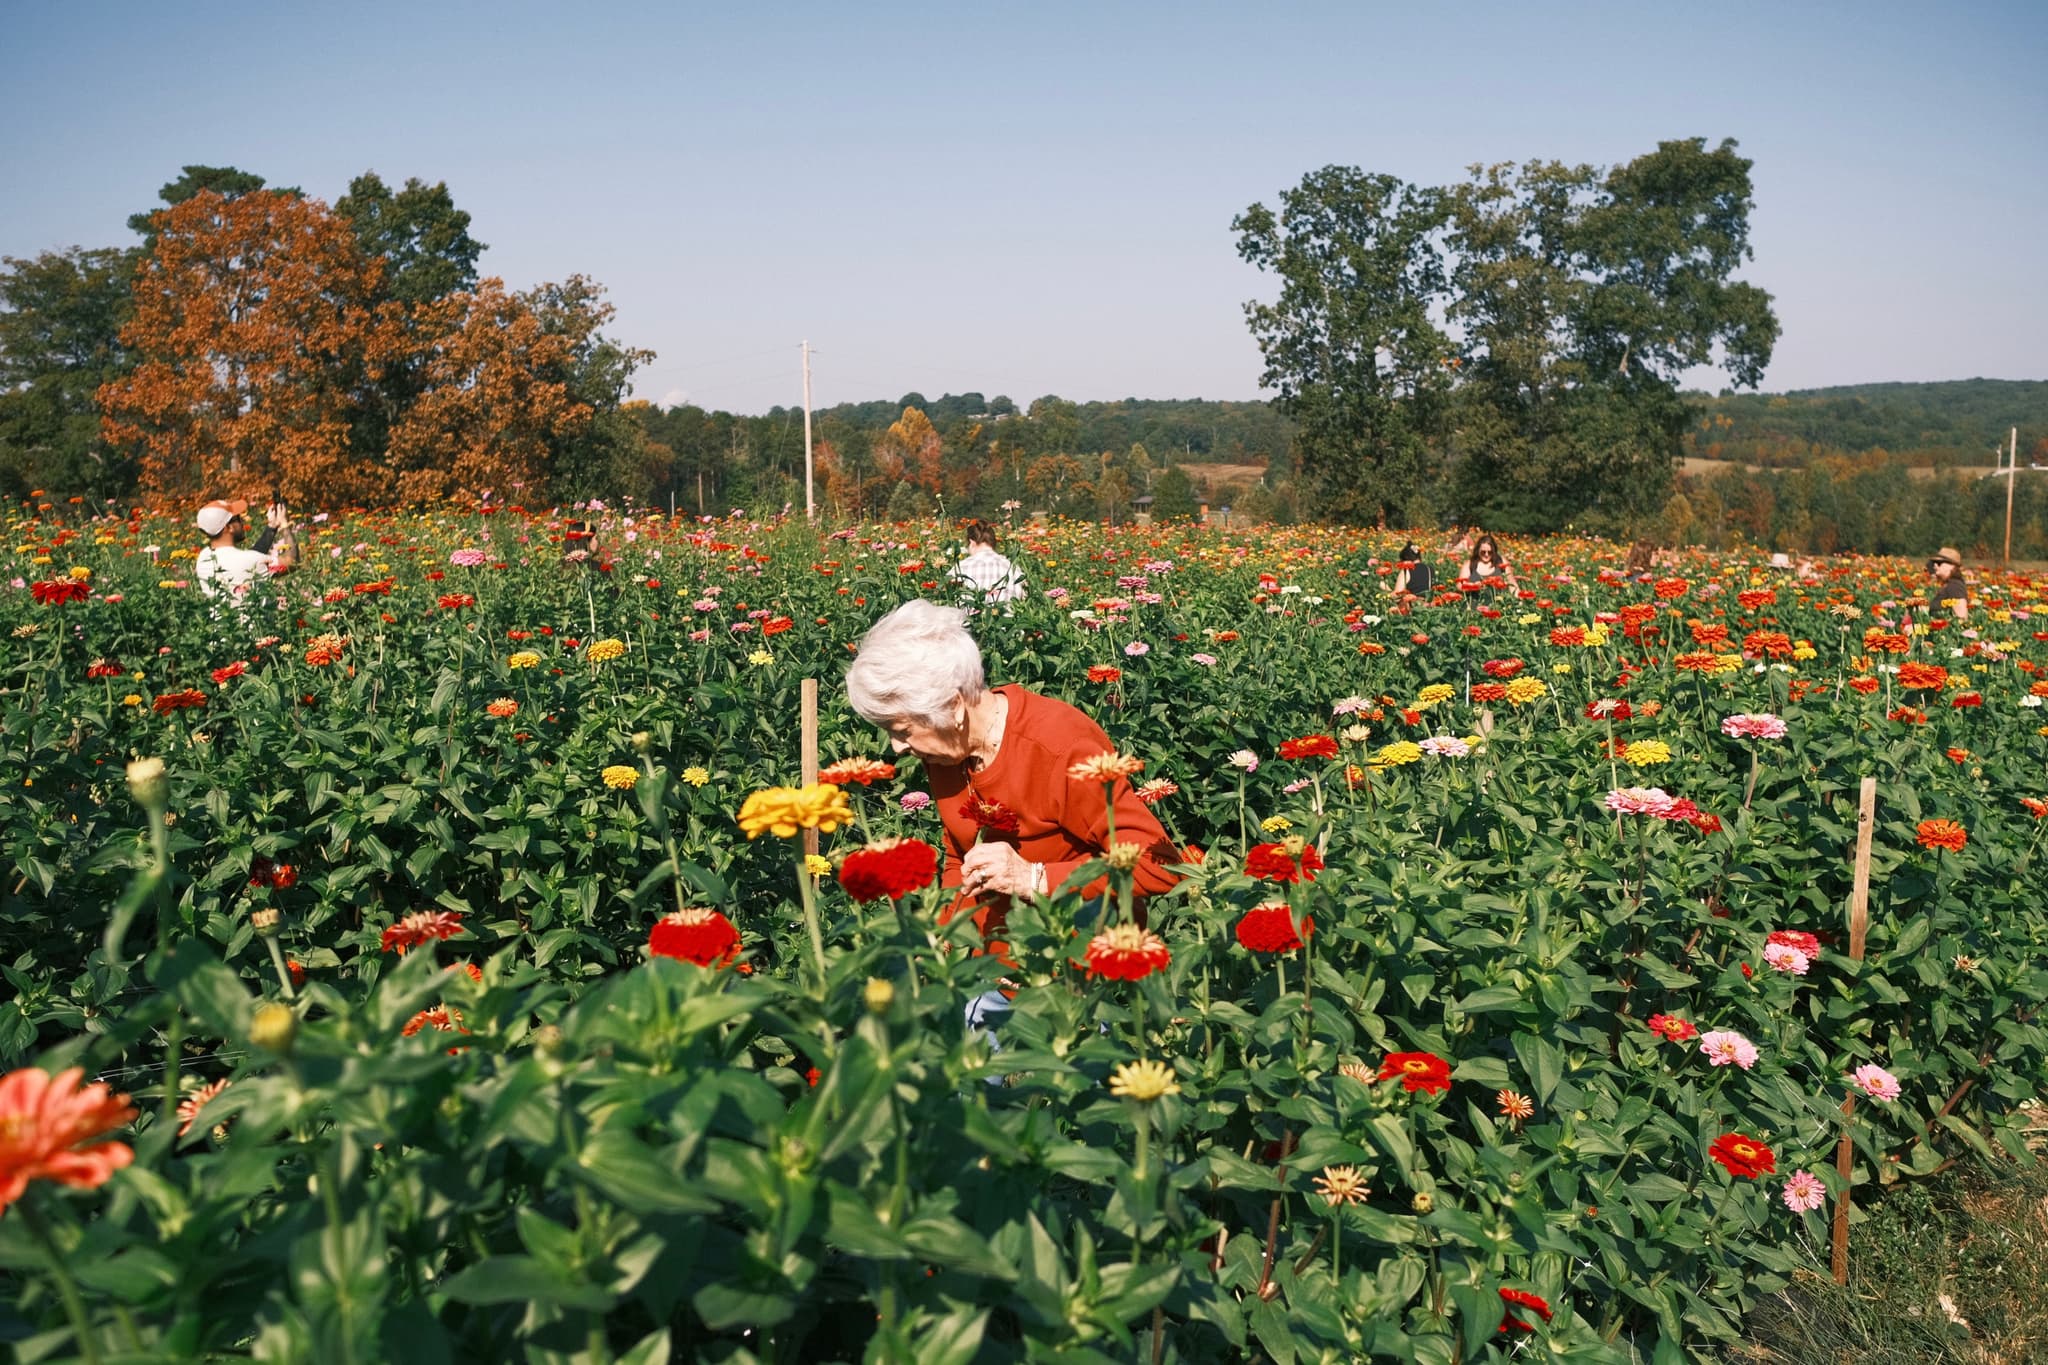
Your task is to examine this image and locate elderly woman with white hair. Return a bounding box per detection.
[845,600,1180,938]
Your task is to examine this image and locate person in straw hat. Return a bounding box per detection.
[1923,546,1968,622]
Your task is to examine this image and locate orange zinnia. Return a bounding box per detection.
[0,1066,137,1215]
[1915,818,1967,852]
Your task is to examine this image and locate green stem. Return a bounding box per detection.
[21,1195,102,1365]
[263,934,298,999]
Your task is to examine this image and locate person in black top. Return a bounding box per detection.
[1393,542,1433,597]
[1924,546,1968,621]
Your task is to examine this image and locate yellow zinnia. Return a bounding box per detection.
[747,649,774,666]
[804,854,832,877]
[1374,740,1423,767]
[681,766,710,787]
[601,765,638,789]
[1504,677,1548,705]
[586,638,627,663]
[1259,815,1293,833]
[737,783,854,838]
[1108,1058,1180,1102]
[508,651,541,669]
[1623,740,1671,766]
[1414,683,1454,709]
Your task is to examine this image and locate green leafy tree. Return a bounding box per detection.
[334,172,485,306]
[1149,464,1198,521]
[1233,168,1455,525]
[127,165,286,249]
[0,248,137,496]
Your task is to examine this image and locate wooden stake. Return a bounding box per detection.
[1832,776,1878,1285]
[801,678,820,859]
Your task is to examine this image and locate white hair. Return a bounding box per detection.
[846,599,985,727]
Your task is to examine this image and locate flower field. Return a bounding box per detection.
[3,500,2046,1363]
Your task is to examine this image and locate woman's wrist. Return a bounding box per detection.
[1030,862,1047,897]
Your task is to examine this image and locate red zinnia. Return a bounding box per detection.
[1482,658,1524,678]
[1086,664,1123,684]
[1244,840,1324,884]
[1897,661,1948,690]
[1708,1131,1776,1180]
[1470,682,1508,703]
[381,910,466,954]
[1646,1013,1697,1042]
[837,838,939,902]
[1653,578,1688,600]
[1235,902,1312,953]
[1767,929,1820,957]
[0,1065,136,1215]
[30,579,90,605]
[437,593,476,610]
[1278,735,1339,761]
[1084,924,1171,981]
[86,658,123,679]
[1377,1051,1453,1095]
[960,793,1021,835]
[402,1005,468,1038]
[1498,1287,1554,1334]
[648,907,745,969]
[211,661,246,685]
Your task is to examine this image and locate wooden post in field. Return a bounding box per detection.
[800,678,820,859]
[1832,775,1878,1285]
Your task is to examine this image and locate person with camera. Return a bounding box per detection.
[194,495,298,611]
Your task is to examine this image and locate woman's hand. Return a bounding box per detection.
[960,842,1039,899]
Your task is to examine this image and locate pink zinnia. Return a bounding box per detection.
[1605,787,1676,817]
[1699,1030,1759,1070]
[900,792,932,813]
[1781,1170,1827,1213]
[1849,1063,1901,1102]
[1763,942,1811,975]
[1420,736,1470,758]
[448,548,488,568]
[1721,713,1788,740]
[1767,930,1821,958]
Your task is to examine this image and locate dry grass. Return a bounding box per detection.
[1680,457,2002,481]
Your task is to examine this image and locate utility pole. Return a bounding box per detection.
[801,340,815,521]
[2005,425,2019,568]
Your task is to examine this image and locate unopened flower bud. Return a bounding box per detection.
[630,731,652,754]
[126,756,167,812]
[1104,842,1144,871]
[863,977,895,1015]
[1410,1192,1434,1215]
[250,908,281,936]
[248,1001,298,1054]
[1280,835,1308,859]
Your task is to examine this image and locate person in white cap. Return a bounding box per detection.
[194,497,294,608]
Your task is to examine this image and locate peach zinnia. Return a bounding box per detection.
[0,1066,137,1215]
[381,910,467,954]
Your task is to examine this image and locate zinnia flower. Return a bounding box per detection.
[1244,839,1324,884]
[1085,924,1171,980]
[1497,1287,1554,1334]
[837,838,939,902]
[1503,678,1548,705]
[1086,664,1123,684]
[1419,735,1470,758]
[1781,1170,1827,1213]
[448,547,487,568]
[1313,1165,1370,1206]
[402,1005,468,1037]
[1916,818,1967,852]
[1604,787,1676,817]
[486,697,518,718]
[1470,682,1508,703]
[1699,1030,1759,1070]
[1278,734,1339,761]
[601,765,638,790]
[30,578,91,605]
[508,650,541,669]
[175,1077,231,1139]
[1496,1089,1535,1123]
[0,1066,136,1214]
[1646,1013,1697,1042]
[648,907,745,969]
[1623,739,1671,766]
[586,638,627,663]
[1107,1058,1180,1101]
[152,688,209,715]
[739,784,855,838]
[1235,902,1312,953]
[1849,1063,1901,1102]
[1134,778,1178,804]
[1709,1132,1776,1180]
[1377,1051,1453,1095]
[1227,749,1259,772]
[1414,683,1455,708]
[381,910,466,954]
[818,757,896,786]
[1767,929,1820,957]
[1373,740,1423,767]
[1721,713,1788,740]
[1069,750,1145,784]
[682,766,711,787]
[1763,942,1811,975]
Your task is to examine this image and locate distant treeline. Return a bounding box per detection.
[1683,378,2048,469]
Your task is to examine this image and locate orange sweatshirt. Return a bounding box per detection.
[929,685,1180,934]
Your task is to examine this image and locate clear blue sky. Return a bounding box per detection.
[3,1,2042,413]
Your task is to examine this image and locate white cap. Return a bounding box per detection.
[196,500,246,537]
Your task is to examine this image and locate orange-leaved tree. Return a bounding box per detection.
[381,277,594,505]
[874,406,943,495]
[99,190,404,503]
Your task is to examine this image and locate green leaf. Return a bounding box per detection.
[440,1255,614,1310]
